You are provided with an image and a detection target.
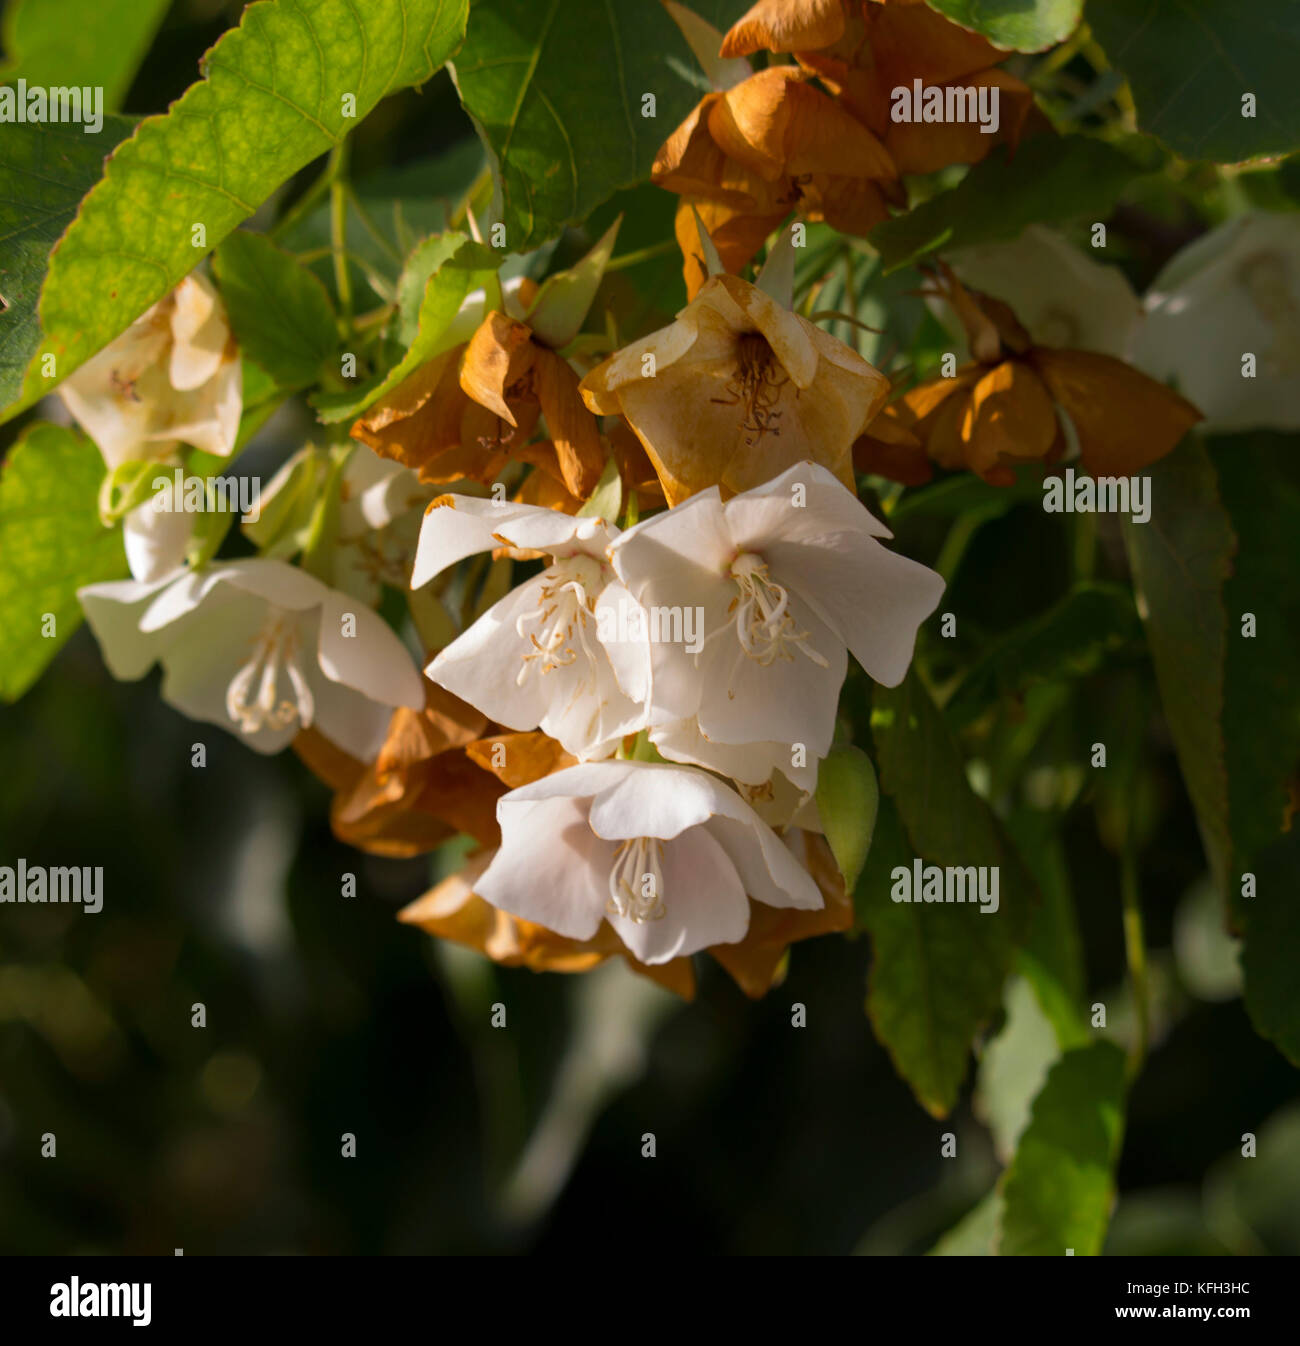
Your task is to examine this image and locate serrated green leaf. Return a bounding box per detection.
[870,137,1147,271]
[313,233,499,423]
[1,0,170,110]
[815,744,879,894]
[860,673,1034,1116]
[944,584,1142,730]
[925,0,1081,53]
[2,0,470,422]
[0,423,127,701]
[450,0,710,251]
[998,1041,1127,1255]
[1089,0,1300,163]
[213,231,337,390]
[0,117,133,409]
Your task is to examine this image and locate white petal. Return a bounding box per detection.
[154,590,300,753]
[411,496,614,589]
[694,593,846,756]
[587,760,732,840]
[77,574,180,679]
[650,717,818,792]
[316,596,425,708]
[308,674,400,760]
[704,814,824,911]
[769,538,944,688]
[123,500,194,583]
[477,795,612,940]
[426,577,570,732]
[607,825,750,962]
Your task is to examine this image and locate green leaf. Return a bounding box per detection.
[944,584,1142,730]
[576,455,621,521]
[924,0,1081,53]
[395,232,467,348]
[1211,434,1300,880]
[977,976,1061,1161]
[1123,439,1235,897]
[0,0,170,110]
[313,233,500,422]
[1006,809,1089,1049]
[2,0,470,422]
[0,423,127,701]
[527,215,621,348]
[870,137,1147,271]
[815,744,879,895]
[213,231,337,390]
[860,673,1034,1116]
[928,1190,1002,1255]
[998,1041,1127,1255]
[0,117,133,410]
[451,0,710,251]
[1089,0,1300,163]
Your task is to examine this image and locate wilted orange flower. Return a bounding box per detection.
[399,829,852,1000]
[580,271,888,503]
[654,65,900,294]
[352,308,604,502]
[855,268,1203,486]
[294,684,507,857]
[721,0,1036,177]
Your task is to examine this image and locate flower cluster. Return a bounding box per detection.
[55,9,1300,1002]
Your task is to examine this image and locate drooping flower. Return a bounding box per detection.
[855,266,1202,486]
[59,271,242,469]
[293,684,511,856]
[580,272,889,504]
[608,461,944,789]
[1127,211,1300,432]
[720,0,1037,177]
[78,559,424,757]
[352,228,621,501]
[653,64,900,293]
[936,225,1142,359]
[399,823,850,999]
[471,760,824,964]
[414,496,650,760]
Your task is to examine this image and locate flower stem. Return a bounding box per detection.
[1120,837,1150,1081]
[328,139,353,330]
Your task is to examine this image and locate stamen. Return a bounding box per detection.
[698,553,829,669]
[224,617,316,735]
[606,837,667,924]
[709,332,791,446]
[515,555,606,686]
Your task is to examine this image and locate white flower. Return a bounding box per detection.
[475,760,822,963]
[59,272,242,469]
[609,461,944,786]
[332,444,432,602]
[1127,211,1300,432]
[414,496,651,760]
[78,559,425,757]
[939,225,1141,358]
[123,495,195,584]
